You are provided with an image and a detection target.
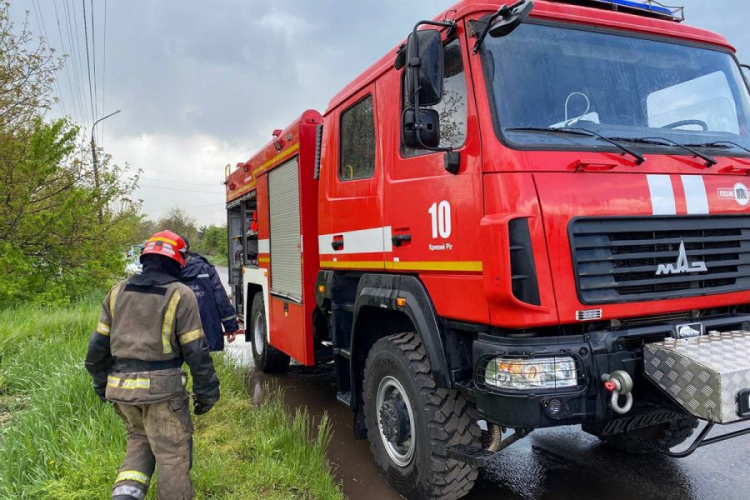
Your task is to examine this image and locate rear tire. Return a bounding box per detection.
[363,332,480,500]
[249,292,290,373]
[602,417,699,454]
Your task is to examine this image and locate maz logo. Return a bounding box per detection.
[656,241,707,276]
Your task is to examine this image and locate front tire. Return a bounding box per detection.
[249,292,290,373]
[363,332,480,500]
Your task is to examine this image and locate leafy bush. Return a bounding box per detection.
[0,3,140,308]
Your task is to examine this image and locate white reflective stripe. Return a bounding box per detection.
[112,485,146,499]
[318,227,393,255]
[244,267,270,343]
[197,274,210,278]
[258,239,270,253]
[681,175,709,214]
[96,322,111,335]
[221,315,237,321]
[647,175,676,215]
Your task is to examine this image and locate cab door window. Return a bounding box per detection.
[339,95,376,181]
[402,38,468,156]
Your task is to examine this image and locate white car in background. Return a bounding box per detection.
[125,244,144,275]
[125,259,142,275]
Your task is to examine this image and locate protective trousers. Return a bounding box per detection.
[112,397,194,500]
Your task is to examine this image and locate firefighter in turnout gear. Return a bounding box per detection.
[85,230,220,500]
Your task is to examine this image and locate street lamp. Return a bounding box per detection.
[91,109,121,222]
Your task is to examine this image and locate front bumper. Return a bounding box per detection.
[459,314,750,430]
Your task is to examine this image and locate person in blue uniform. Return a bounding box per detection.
[180,238,242,351]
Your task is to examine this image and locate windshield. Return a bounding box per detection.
[483,23,750,154]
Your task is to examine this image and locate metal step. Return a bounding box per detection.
[336,391,352,408]
[333,347,351,359]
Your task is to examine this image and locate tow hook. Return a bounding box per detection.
[602,370,633,415]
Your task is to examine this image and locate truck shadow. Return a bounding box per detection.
[244,364,734,500]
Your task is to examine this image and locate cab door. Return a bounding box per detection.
[319,86,386,271]
[381,24,488,324]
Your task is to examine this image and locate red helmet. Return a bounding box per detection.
[141,230,188,267]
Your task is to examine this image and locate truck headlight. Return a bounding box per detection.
[484,357,578,390]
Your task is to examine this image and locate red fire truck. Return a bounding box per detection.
[225,1,750,498]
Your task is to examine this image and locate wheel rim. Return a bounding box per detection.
[376,375,416,467]
[253,310,265,356]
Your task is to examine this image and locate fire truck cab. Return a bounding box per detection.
[226,1,750,498]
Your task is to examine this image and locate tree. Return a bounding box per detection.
[156,206,198,245]
[138,209,226,258]
[0,3,140,307]
[201,225,228,257]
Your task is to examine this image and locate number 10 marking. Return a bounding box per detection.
[429,201,451,239]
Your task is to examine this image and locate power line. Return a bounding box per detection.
[62,0,88,129]
[148,203,224,217]
[102,0,108,145]
[53,0,82,125]
[89,0,99,137]
[32,0,67,118]
[140,177,227,186]
[81,0,95,127]
[137,184,225,194]
[149,203,223,214]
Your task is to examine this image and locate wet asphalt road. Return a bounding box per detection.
[217,267,750,500]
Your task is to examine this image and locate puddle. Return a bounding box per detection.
[241,361,750,500]
[248,365,404,499]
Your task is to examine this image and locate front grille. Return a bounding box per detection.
[618,311,693,328]
[570,216,750,304]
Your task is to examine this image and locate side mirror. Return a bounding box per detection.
[489,0,534,38]
[402,109,440,149]
[405,29,444,107]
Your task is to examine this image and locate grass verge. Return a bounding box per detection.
[0,299,343,500]
[204,254,228,268]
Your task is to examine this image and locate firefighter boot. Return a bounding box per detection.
[113,404,156,500]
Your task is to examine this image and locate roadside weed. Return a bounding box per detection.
[0,301,343,499]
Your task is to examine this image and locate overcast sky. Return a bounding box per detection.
[10,0,750,226]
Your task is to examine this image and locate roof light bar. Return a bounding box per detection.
[552,0,685,22]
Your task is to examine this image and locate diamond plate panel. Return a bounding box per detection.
[645,331,750,423]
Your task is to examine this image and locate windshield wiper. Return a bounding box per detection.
[614,136,717,167]
[506,127,646,165]
[684,140,750,156]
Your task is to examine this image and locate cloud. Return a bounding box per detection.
[10,0,750,226]
[106,132,249,225]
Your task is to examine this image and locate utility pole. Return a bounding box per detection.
[91,109,121,223]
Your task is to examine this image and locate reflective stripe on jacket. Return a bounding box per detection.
[85,277,220,405]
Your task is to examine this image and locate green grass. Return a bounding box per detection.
[0,299,343,500]
[204,254,228,268]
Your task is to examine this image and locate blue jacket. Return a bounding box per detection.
[180,253,238,351]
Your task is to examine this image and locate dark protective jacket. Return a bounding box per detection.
[85,257,220,405]
[180,253,238,351]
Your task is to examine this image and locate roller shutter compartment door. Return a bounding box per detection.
[268,157,303,302]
